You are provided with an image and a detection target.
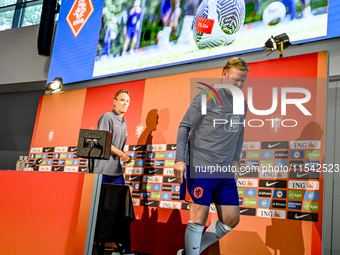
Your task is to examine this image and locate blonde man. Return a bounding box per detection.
[175,58,249,255]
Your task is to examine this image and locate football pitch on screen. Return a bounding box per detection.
[92,14,327,77]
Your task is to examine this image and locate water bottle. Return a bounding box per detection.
[15,156,24,171]
[23,156,28,171]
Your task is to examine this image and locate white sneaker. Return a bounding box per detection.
[111,251,136,255]
[111,245,136,254]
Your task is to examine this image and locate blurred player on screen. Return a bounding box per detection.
[280,0,314,20]
[122,0,142,56]
[98,17,117,60]
[157,0,182,50]
[177,0,200,46]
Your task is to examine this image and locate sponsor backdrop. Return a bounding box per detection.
[47,0,339,84]
[30,52,327,254]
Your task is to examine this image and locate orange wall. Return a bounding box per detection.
[0,171,95,255]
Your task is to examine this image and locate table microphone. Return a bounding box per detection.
[32,158,43,167]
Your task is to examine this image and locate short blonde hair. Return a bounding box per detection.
[222,57,249,75]
[114,89,130,100]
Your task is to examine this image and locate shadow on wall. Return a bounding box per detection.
[130,107,208,255]
[265,121,324,255]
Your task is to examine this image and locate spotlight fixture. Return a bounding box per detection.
[263,33,291,58]
[46,77,63,93]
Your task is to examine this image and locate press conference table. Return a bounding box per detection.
[0,171,99,254]
[0,171,134,255]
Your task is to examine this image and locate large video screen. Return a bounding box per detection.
[48,0,339,84]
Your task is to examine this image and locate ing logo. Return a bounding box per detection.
[247,180,254,186]
[307,182,315,189]
[250,143,256,149]
[308,141,317,148]
[193,187,204,199]
[274,211,281,218]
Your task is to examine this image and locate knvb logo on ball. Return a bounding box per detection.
[197,82,312,131]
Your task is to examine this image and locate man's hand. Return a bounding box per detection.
[174,161,186,184]
[110,145,131,163]
[120,152,131,164]
[232,160,240,183]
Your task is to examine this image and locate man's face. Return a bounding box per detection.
[222,67,248,90]
[114,93,130,114]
